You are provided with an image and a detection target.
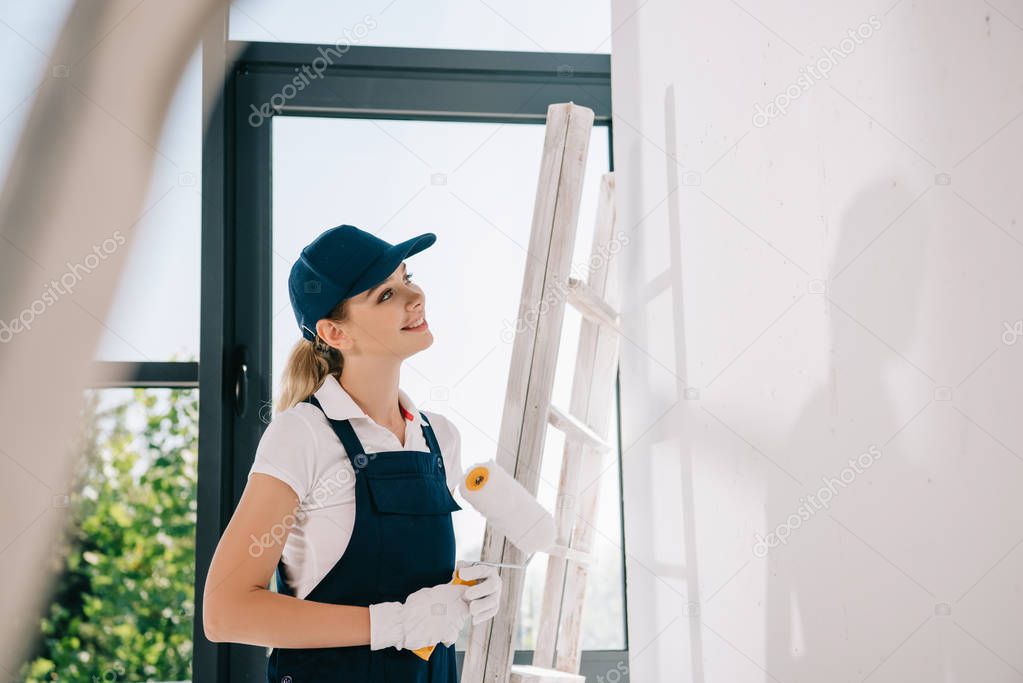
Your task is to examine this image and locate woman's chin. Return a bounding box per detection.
[403,329,434,354]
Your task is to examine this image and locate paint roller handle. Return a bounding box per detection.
[470,559,528,569]
[410,569,480,661]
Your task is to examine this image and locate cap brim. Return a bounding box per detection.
[348,232,436,298]
[395,232,436,260]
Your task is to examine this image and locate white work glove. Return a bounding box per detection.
[455,560,503,625]
[369,583,470,651]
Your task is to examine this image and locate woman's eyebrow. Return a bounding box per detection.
[364,263,408,300]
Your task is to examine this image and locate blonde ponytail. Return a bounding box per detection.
[275,298,348,414]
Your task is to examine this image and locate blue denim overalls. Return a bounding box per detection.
[267,394,462,682]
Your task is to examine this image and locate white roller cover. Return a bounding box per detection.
[458,460,556,556]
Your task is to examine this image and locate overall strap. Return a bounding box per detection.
[306,394,366,469]
[419,412,442,455]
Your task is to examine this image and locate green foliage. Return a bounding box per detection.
[19,387,199,683]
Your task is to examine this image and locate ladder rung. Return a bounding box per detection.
[566,276,620,331]
[548,404,613,453]
[546,544,592,566]
[510,665,585,683]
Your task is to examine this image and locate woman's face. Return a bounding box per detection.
[318,261,433,360]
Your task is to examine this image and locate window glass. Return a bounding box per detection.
[0,4,202,362]
[95,48,202,362]
[20,388,199,683]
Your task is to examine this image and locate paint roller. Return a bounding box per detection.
[458,460,556,556]
[410,459,556,660]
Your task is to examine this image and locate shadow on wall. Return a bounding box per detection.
[616,81,699,681]
[629,80,928,677]
[764,177,926,681]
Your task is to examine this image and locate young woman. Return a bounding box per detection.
[203,224,502,682]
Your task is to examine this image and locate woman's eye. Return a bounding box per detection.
[380,273,414,302]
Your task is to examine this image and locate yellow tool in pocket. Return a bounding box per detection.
[410,569,480,661]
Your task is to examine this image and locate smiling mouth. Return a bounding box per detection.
[402,316,428,331]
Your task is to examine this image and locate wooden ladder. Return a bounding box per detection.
[460,102,622,683]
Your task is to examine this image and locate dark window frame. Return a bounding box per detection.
[192,28,626,683]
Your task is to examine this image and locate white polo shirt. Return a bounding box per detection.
[248,374,463,600]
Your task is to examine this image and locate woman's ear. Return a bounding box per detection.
[316,319,350,350]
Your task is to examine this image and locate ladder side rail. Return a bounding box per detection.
[482,102,595,683]
[555,173,623,673]
[532,173,619,670]
[460,102,594,683]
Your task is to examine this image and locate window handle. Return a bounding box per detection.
[233,346,248,417]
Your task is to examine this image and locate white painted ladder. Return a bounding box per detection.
[460,102,623,683]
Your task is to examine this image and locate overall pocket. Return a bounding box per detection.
[364,472,461,515]
[363,472,460,599]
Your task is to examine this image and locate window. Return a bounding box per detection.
[220,35,619,679]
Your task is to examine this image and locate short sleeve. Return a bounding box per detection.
[426,412,463,495]
[248,409,318,501]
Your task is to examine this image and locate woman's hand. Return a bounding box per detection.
[454,560,503,625]
[370,583,470,651]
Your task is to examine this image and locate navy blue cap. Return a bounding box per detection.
[288,224,436,342]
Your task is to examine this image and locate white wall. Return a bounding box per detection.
[610,0,1023,680]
